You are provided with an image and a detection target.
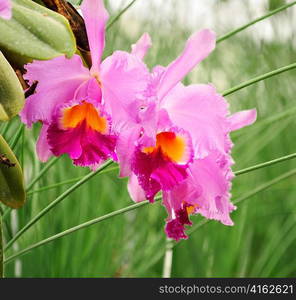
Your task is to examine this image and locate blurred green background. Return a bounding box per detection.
[1,0,296,277]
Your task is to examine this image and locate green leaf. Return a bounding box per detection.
[0,0,76,61]
[0,52,24,121]
[0,134,25,209]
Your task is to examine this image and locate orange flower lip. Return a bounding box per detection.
[142,131,187,163]
[61,101,108,133]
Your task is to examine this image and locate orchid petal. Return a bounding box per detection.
[228,109,257,131]
[81,0,108,73]
[36,124,53,162]
[101,50,149,131]
[20,55,89,127]
[116,125,141,177]
[188,152,235,226]
[157,29,216,100]
[127,173,146,203]
[131,33,152,60]
[162,84,229,158]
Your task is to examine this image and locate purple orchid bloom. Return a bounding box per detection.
[20,0,149,168]
[111,30,257,241]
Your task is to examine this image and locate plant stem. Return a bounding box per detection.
[4,196,162,264]
[222,62,296,97]
[234,152,296,176]
[9,124,24,151]
[186,169,296,238]
[5,161,296,264]
[140,168,296,274]
[162,238,173,278]
[27,166,119,196]
[0,122,9,137]
[217,1,296,43]
[26,157,61,192]
[4,151,296,258]
[106,0,138,31]
[4,159,114,252]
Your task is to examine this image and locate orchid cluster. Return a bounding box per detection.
[18,0,256,241]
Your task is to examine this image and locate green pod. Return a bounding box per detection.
[0,134,25,209]
[0,52,24,121]
[0,0,76,61]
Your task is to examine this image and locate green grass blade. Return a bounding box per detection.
[106,0,138,31]
[217,1,296,43]
[222,63,296,97]
[234,152,296,176]
[4,196,162,264]
[26,157,61,192]
[5,166,296,265]
[4,159,114,252]
[27,166,119,196]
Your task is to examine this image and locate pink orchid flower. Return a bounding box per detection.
[20,0,149,168]
[0,0,12,19]
[112,30,257,241]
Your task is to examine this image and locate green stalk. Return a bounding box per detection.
[5,164,296,264]
[4,196,162,264]
[26,156,61,192]
[0,122,9,137]
[106,0,138,31]
[4,159,114,252]
[162,238,173,278]
[9,124,24,151]
[234,152,296,176]
[140,168,296,274]
[27,166,119,196]
[186,168,296,238]
[5,151,296,254]
[216,1,296,43]
[222,63,296,97]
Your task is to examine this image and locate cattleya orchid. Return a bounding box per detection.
[0,0,11,19]
[19,0,257,242]
[20,0,149,168]
[112,30,257,241]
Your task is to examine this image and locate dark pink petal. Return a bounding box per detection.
[20,55,89,126]
[165,218,188,241]
[36,124,53,162]
[131,33,152,60]
[48,121,83,160]
[0,0,11,19]
[157,29,216,100]
[228,109,257,131]
[132,148,188,202]
[48,120,116,167]
[81,0,108,73]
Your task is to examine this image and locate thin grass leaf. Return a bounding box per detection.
[217,1,296,43]
[4,159,114,252]
[5,166,296,265]
[222,62,296,97]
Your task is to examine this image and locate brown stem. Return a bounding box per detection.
[42,0,91,67]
